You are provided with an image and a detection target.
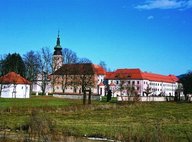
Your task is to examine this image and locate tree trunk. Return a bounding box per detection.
[88,90,91,104]
[83,91,86,105]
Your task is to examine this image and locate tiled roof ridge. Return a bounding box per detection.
[141,71,178,83]
[105,68,178,83]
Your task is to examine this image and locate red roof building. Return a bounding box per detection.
[93,64,106,75]
[0,72,30,84]
[0,72,30,98]
[105,69,178,83]
[105,68,180,97]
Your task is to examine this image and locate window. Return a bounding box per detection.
[137,81,139,84]
[116,81,119,84]
[74,88,77,93]
[132,81,135,85]
[137,87,140,90]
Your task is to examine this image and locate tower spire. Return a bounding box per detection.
[53,31,63,71]
[56,30,61,46]
[54,32,62,54]
[58,30,60,38]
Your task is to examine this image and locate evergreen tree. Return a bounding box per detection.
[179,71,192,96]
[1,53,26,77]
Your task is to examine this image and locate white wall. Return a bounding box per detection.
[1,84,30,98]
[32,74,52,94]
[107,79,179,97]
[117,96,175,102]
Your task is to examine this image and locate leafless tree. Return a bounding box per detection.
[144,84,152,97]
[78,58,92,63]
[116,80,138,101]
[23,51,40,93]
[99,61,107,71]
[36,47,52,95]
[62,48,78,64]
[175,83,183,101]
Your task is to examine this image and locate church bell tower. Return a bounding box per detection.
[52,32,63,71]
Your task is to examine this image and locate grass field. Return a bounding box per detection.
[0,96,192,141]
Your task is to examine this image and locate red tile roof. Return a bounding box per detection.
[92,64,106,75]
[109,82,116,86]
[105,69,143,80]
[98,82,105,86]
[105,69,178,83]
[0,72,30,84]
[141,72,178,83]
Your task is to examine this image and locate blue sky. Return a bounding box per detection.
[0,0,192,75]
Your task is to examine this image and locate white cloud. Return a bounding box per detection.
[135,0,192,10]
[147,15,154,20]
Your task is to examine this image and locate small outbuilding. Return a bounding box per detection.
[0,72,30,98]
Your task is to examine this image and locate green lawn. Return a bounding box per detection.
[0,96,192,141]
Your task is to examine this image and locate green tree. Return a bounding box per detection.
[0,55,4,76]
[179,71,192,98]
[1,53,26,77]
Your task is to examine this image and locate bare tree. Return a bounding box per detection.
[99,61,107,71]
[175,83,183,101]
[62,48,78,64]
[78,58,92,63]
[23,51,40,93]
[115,80,138,101]
[143,84,152,97]
[36,47,52,95]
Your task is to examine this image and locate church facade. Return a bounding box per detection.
[51,34,106,96]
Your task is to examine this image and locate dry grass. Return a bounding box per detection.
[0,96,192,141]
